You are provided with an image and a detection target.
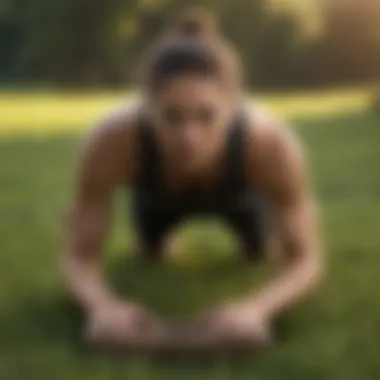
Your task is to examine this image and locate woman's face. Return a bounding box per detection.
[151,74,237,173]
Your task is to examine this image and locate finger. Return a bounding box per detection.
[133,310,161,335]
[83,323,94,343]
[83,321,107,344]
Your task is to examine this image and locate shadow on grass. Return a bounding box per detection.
[107,252,269,317]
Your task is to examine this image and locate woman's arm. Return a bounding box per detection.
[59,108,164,348]
[61,166,114,311]
[247,127,323,319]
[189,122,323,349]
[60,111,132,310]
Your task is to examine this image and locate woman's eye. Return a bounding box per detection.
[197,107,215,125]
[163,107,184,125]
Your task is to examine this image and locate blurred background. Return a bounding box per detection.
[1,1,380,380]
[1,0,380,89]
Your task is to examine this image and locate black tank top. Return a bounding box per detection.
[133,112,251,215]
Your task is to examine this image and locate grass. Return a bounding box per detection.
[0,89,380,379]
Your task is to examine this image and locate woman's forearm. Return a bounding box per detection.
[60,251,114,311]
[249,253,323,319]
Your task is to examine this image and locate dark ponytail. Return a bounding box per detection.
[168,8,218,38]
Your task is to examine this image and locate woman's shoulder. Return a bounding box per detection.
[243,99,281,133]
[81,97,148,157]
[89,98,143,140]
[243,98,301,152]
[77,98,145,185]
[242,99,305,184]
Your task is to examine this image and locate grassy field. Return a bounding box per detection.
[0,89,380,379]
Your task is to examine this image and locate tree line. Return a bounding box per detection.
[1,0,379,89]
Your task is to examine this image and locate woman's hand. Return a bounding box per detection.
[152,302,272,353]
[191,301,272,349]
[84,298,163,349]
[83,298,272,352]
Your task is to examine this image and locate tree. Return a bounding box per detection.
[318,0,380,84]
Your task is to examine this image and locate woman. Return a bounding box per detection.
[61,10,322,352]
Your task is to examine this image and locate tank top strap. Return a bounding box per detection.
[135,116,161,191]
[220,111,248,194]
